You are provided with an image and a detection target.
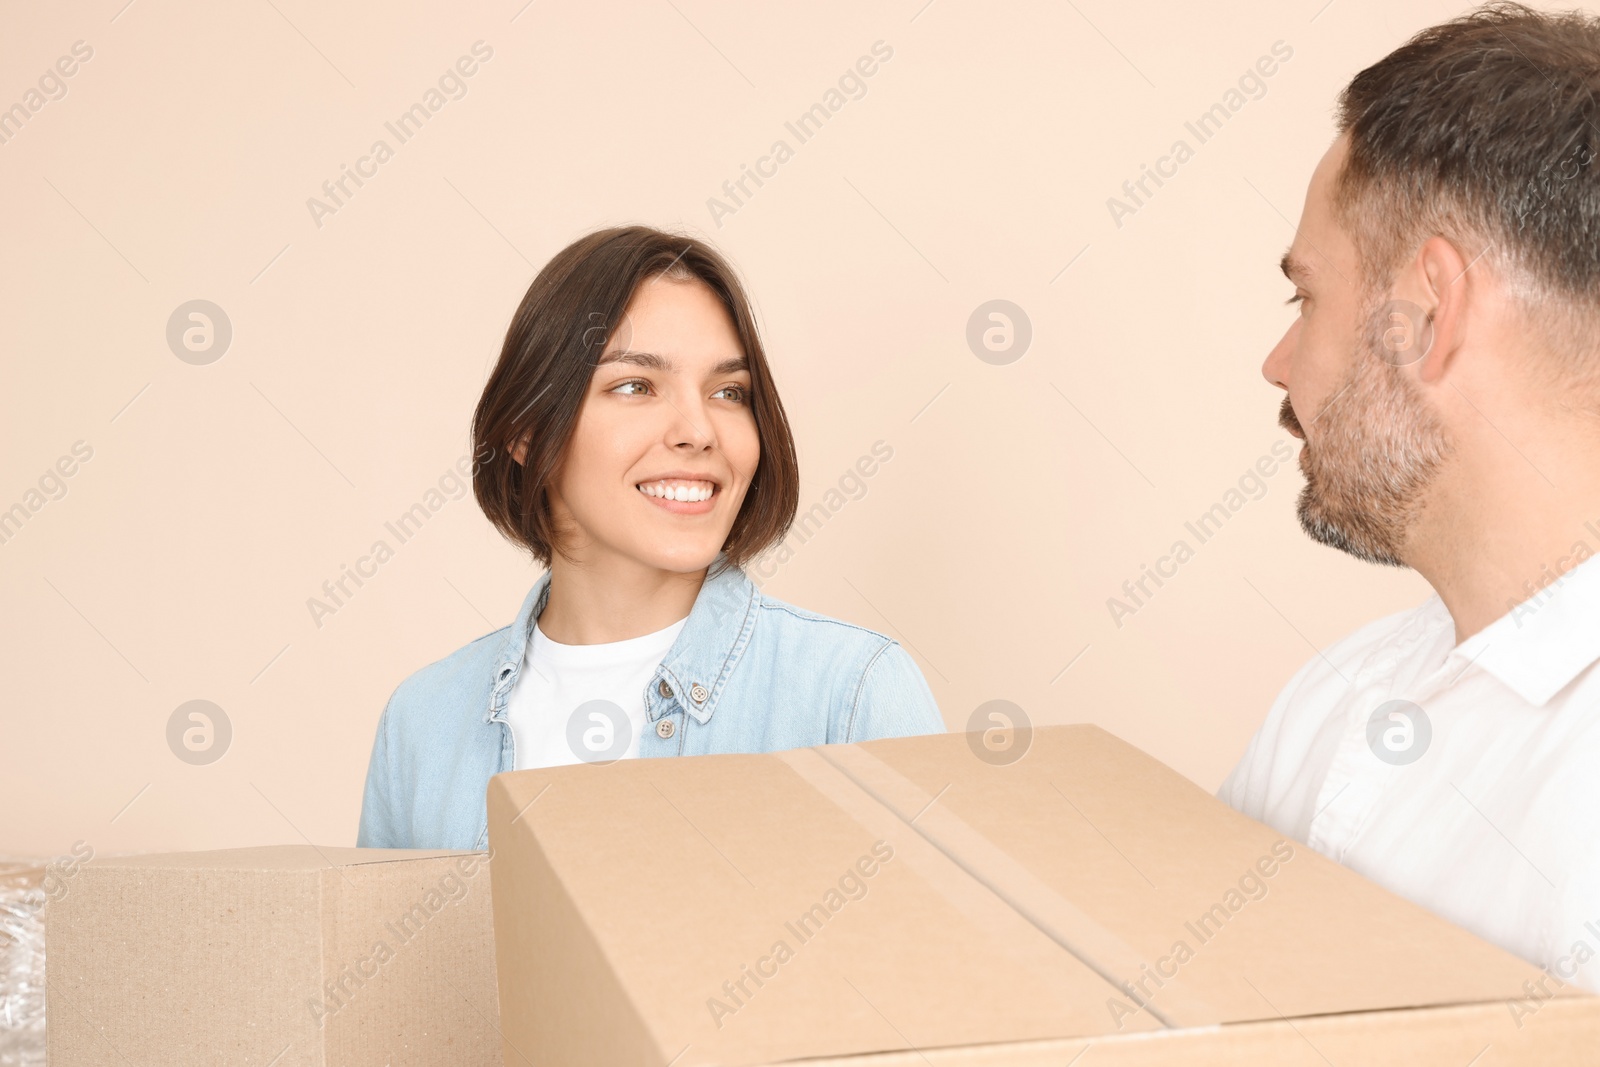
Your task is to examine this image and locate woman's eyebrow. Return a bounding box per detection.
[598,349,672,370]
[601,350,748,375]
[596,350,749,375]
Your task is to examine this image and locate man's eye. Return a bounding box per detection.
[610,379,651,396]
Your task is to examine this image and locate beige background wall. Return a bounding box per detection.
[2,0,1490,857]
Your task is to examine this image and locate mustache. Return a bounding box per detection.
[1278,395,1304,437]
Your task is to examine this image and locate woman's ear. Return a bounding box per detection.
[511,432,530,466]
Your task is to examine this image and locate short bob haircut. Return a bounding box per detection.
[472,225,799,571]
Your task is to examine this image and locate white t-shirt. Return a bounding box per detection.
[504,615,687,770]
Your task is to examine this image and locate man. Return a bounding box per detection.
[1222,2,1600,993]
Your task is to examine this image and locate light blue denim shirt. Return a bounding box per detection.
[356,559,945,849]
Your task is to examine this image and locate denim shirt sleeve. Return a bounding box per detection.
[845,641,946,743]
[355,695,400,848]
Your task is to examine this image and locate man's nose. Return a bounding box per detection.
[1262,317,1298,389]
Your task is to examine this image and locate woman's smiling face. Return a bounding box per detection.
[546,274,760,574]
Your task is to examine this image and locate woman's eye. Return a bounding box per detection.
[1286,292,1307,311]
[610,379,651,396]
[712,385,747,403]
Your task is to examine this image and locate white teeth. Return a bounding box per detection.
[637,480,714,502]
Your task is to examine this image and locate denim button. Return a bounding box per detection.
[656,718,676,739]
[657,679,672,698]
[690,683,709,704]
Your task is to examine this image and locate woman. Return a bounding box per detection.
[357,225,944,850]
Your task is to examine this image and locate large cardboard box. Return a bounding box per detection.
[46,846,500,1066]
[487,725,1598,1065]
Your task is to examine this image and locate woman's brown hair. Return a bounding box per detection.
[472,225,799,570]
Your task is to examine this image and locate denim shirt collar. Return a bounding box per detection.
[483,556,760,727]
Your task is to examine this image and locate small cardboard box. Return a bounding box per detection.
[487,725,1599,1065]
[46,846,500,1066]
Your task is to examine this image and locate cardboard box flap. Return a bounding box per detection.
[86,845,473,871]
[820,727,1560,1027]
[487,746,1159,1067]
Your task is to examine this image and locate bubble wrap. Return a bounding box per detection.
[0,860,45,1067]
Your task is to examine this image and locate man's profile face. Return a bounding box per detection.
[1261,133,1451,567]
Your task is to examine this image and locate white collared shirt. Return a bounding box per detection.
[1221,552,1600,990]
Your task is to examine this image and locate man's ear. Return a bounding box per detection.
[1410,235,1478,385]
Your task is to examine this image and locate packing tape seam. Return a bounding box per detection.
[774,746,1182,1029]
[809,743,1229,1029]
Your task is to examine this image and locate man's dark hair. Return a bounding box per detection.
[1334,2,1600,358]
[471,225,799,569]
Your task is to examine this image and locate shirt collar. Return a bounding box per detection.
[653,560,760,725]
[485,573,550,723]
[1450,551,1600,707]
[484,556,759,726]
